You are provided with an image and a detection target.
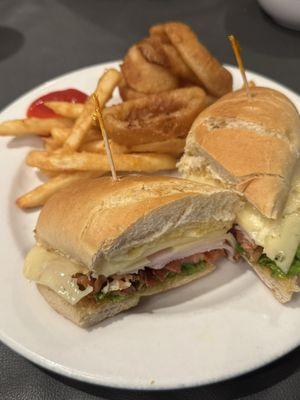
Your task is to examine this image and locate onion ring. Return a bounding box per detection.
[149,24,170,43]
[138,36,199,85]
[160,42,199,84]
[103,87,207,146]
[154,22,232,97]
[118,76,147,101]
[121,45,178,94]
[137,37,169,67]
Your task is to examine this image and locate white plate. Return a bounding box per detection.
[0,62,300,390]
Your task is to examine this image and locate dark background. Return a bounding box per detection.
[1,0,300,399]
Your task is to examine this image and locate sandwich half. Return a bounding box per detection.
[178,86,300,302]
[24,175,239,327]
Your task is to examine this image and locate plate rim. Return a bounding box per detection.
[1,324,300,390]
[0,61,299,390]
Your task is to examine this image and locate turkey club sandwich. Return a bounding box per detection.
[179,86,300,302]
[24,175,239,327]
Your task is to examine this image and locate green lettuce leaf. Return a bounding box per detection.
[94,291,127,302]
[258,244,300,278]
[181,261,206,275]
[258,254,287,278]
[287,244,300,277]
[235,243,246,255]
[94,260,206,302]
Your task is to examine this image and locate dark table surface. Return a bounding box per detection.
[1,0,300,399]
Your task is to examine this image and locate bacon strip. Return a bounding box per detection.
[231,225,263,263]
[73,247,230,297]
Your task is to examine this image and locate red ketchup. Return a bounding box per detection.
[27,88,88,118]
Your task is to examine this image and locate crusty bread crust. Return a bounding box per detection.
[36,175,238,270]
[237,176,289,220]
[247,261,299,303]
[38,263,215,327]
[38,284,140,328]
[179,87,300,218]
[194,127,295,179]
[196,87,300,150]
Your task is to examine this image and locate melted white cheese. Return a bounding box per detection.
[24,226,229,305]
[24,246,92,305]
[96,227,227,275]
[237,162,300,274]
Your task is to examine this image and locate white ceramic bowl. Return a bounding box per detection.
[258,0,300,30]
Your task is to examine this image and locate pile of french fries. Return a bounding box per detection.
[0,69,185,210]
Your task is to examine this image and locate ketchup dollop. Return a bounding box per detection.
[27,88,88,118]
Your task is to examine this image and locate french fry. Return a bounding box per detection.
[80,139,104,153]
[39,169,61,178]
[50,127,70,144]
[26,151,176,172]
[45,101,84,119]
[51,127,100,145]
[80,139,128,154]
[16,171,103,209]
[64,69,121,151]
[0,117,73,137]
[130,138,185,156]
[43,137,61,151]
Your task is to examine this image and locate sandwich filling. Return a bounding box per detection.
[24,228,236,305]
[231,224,300,279]
[233,161,300,280]
[180,159,300,282]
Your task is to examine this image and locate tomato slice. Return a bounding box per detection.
[27,88,88,118]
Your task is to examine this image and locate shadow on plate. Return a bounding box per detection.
[224,0,300,57]
[87,262,248,333]
[285,293,300,309]
[6,135,43,149]
[132,261,247,314]
[0,26,24,61]
[45,344,300,399]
